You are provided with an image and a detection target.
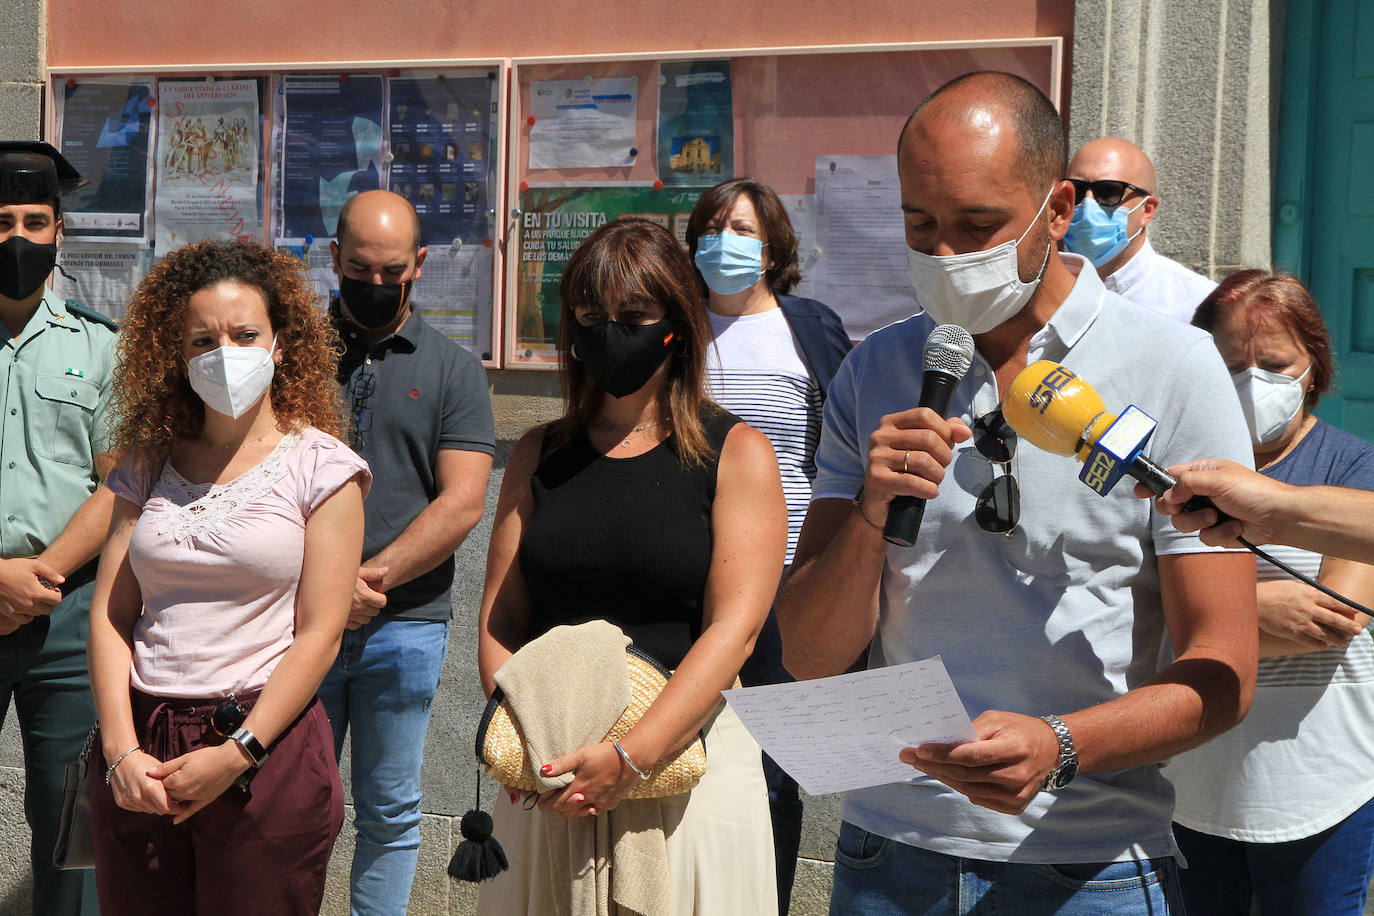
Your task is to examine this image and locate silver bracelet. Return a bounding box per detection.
[105,746,140,785]
[613,741,650,781]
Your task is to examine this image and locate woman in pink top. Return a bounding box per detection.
[86,240,370,914]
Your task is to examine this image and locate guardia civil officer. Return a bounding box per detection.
[0,140,117,915]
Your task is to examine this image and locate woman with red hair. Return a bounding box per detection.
[1165,270,1374,914]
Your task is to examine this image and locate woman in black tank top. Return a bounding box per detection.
[476,218,787,915]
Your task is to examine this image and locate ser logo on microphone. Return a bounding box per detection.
[1082,451,1117,493]
[1028,365,1077,415]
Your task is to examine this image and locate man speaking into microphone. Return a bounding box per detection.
[776,72,1256,915]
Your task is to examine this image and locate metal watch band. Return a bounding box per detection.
[1039,713,1078,791]
[230,727,270,768]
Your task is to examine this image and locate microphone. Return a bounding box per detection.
[883,324,976,547]
[1002,360,1374,617]
[1001,360,1204,505]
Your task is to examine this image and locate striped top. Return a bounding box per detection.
[1167,418,1374,841]
[705,307,821,565]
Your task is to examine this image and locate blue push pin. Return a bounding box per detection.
[305,234,314,246]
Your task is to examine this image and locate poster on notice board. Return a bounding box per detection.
[57,78,155,243]
[154,78,260,252]
[387,72,497,248]
[656,60,733,188]
[278,73,385,241]
[512,185,702,363]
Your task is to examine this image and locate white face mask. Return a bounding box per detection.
[907,186,1055,335]
[1231,364,1309,447]
[186,337,278,419]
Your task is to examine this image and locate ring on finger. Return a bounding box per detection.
[902,450,910,474]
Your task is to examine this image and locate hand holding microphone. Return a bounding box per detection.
[878,325,976,547]
[1137,458,1287,548]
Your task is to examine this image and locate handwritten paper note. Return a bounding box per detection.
[722,656,975,796]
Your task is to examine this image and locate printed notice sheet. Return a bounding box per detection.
[812,154,918,338]
[781,193,818,300]
[53,243,149,321]
[722,657,975,796]
[528,78,637,169]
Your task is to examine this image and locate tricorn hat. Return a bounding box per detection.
[0,141,88,204]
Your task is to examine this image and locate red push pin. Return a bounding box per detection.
[340,74,350,84]
[147,96,157,107]
[526,115,536,126]
[66,78,76,89]
[482,238,493,248]
[519,180,529,191]
[653,180,664,190]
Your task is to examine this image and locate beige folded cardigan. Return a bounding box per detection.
[494,620,672,916]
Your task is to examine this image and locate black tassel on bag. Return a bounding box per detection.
[448,774,509,882]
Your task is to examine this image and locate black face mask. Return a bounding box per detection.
[0,236,57,301]
[338,273,411,330]
[569,318,675,398]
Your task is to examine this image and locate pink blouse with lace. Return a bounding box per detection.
[105,427,371,699]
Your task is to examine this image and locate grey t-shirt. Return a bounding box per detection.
[336,306,495,621]
[813,254,1254,863]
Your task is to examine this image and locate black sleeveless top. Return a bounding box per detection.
[519,408,741,668]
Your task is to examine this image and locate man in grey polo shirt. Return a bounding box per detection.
[777,72,1257,914]
[318,189,494,916]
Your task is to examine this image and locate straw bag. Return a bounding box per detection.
[476,644,706,799]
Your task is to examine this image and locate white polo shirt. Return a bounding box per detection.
[1103,238,1217,324]
[813,252,1253,864]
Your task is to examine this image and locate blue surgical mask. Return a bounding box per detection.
[1063,196,1145,267]
[694,233,766,296]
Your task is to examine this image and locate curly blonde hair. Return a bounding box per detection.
[108,239,344,458]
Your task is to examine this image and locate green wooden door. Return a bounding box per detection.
[1275,0,1374,440]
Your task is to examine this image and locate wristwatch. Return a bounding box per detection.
[230,727,270,769]
[1039,714,1078,791]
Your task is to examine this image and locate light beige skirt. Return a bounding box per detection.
[477,701,778,916]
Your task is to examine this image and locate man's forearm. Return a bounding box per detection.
[368,495,482,591]
[37,486,116,577]
[776,501,885,680]
[1063,655,1253,774]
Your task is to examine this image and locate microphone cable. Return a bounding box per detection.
[1235,535,1374,618]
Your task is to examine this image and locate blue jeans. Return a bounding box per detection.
[829,821,1185,915]
[1174,798,1374,916]
[318,617,449,916]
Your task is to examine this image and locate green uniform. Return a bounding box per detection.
[1,287,114,916]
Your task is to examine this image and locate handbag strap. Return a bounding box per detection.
[79,724,97,764]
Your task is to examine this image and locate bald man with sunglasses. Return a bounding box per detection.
[1064,138,1216,323]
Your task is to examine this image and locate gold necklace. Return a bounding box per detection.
[200,429,274,450]
[597,416,663,449]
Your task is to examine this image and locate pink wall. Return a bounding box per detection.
[48,0,1074,71]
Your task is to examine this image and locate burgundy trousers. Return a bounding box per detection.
[90,690,343,915]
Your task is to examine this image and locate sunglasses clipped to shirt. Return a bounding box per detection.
[1065,178,1152,208]
[203,696,255,792]
[348,365,376,446]
[972,409,1019,535]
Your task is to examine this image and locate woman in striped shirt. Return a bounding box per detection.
[685,178,851,915]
